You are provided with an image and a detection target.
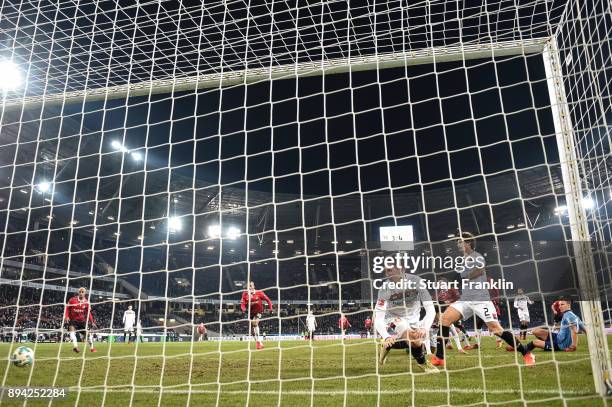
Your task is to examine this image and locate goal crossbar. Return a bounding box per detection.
[1,38,547,110]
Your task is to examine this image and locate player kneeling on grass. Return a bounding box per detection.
[522,298,584,353]
[432,233,535,367]
[64,287,97,353]
[376,265,439,373]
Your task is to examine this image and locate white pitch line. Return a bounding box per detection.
[69,387,594,396]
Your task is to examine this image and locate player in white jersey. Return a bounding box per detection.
[375,265,438,373]
[122,305,136,344]
[432,233,535,367]
[306,311,317,340]
[514,288,533,340]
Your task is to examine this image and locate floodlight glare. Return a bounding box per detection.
[111,140,122,150]
[0,61,22,92]
[226,226,241,240]
[37,182,51,193]
[168,217,182,232]
[131,151,143,161]
[207,224,221,238]
[582,197,594,209]
[553,205,568,215]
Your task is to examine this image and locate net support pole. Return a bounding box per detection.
[542,38,612,397]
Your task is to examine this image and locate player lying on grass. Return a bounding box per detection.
[432,233,535,367]
[241,281,273,350]
[64,287,97,353]
[520,298,585,353]
[376,265,439,373]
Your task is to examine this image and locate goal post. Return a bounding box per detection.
[542,38,612,397]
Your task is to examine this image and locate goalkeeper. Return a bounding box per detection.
[523,298,584,353]
[375,265,439,373]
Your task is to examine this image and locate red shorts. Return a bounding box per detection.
[248,305,264,319]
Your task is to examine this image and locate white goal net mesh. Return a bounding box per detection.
[0,0,610,405]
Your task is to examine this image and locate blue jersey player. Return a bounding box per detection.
[526,298,584,352]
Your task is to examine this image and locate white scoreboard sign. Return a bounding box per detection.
[379,225,414,251]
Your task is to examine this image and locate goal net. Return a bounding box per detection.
[0,0,610,405]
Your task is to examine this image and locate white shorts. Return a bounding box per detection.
[124,325,134,333]
[450,301,498,323]
[307,325,316,332]
[517,310,530,322]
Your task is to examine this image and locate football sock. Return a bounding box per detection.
[69,332,78,348]
[436,325,450,359]
[424,339,432,355]
[499,330,527,355]
[411,345,426,365]
[450,325,463,350]
[87,334,94,349]
[253,326,261,343]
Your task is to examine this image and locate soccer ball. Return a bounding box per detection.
[11,346,34,367]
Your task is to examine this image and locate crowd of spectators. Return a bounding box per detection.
[0,282,578,344]
[178,299,558,338]
[0,286,159,342]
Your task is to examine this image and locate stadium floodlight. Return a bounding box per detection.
[36,182,51,193]
[111,140,129,153]
[554,205,568,215]
[207,224,221,238]
[0,60,22,92]
[131,151,143,161]
[226,226,240,240]
[168,217,182,232]
[582,197,594,209]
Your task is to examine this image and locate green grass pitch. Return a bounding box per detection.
[0,336,609,406]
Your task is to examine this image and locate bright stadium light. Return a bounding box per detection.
[554,205,568,216]
[226,226,240,240]
[111,140,129,153]
[37,182,51,193]
[0,61,22,92]
[168,217,182,232]
[582,197,594,209]
[131,151,143,161]
[207,224,221,238]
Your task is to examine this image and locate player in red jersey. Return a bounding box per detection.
[241,281,273,350]
[364,316,373,337]
[436,278,469,353]
[338,314,351,338]
[197,322,208,341]
[64,287,97,353]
